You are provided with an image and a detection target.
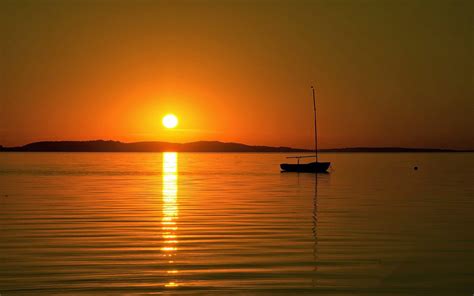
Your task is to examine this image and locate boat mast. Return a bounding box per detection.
[311,86,318,161]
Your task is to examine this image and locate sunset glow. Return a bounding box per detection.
[1,0,473,293]
[162,114,178,129]
[1,1,472,150]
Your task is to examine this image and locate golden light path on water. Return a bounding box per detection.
[162,152,179,288]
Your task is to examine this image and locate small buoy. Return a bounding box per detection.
[414,166,418,170]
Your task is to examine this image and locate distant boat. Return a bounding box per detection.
[280,159,330,173]
[280,86,331,173]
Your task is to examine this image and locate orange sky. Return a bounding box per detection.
[1,0,473,149]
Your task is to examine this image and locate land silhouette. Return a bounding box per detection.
[0,140,464,152]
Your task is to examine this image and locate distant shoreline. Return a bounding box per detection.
[0,140,471,153]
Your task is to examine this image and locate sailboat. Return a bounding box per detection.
[280,86,331,173]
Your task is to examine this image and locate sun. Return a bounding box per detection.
[162,114,178,129]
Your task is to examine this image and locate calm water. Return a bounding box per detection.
[1,152,473,295]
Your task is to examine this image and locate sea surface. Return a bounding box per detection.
[1,152,473,295]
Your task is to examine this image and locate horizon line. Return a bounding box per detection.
[0,139,472,152]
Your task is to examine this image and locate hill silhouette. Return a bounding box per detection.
[0,140,310,152]
[0,140,464,152]
[318,147,459,152]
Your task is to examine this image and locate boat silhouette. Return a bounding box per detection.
[280,159,330,173]
[280,86,331,173]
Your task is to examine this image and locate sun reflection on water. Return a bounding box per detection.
[162,152,179,287]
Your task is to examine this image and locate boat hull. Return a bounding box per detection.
[280,162,330,173]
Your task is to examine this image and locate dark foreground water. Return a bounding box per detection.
[1,152,473,295]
